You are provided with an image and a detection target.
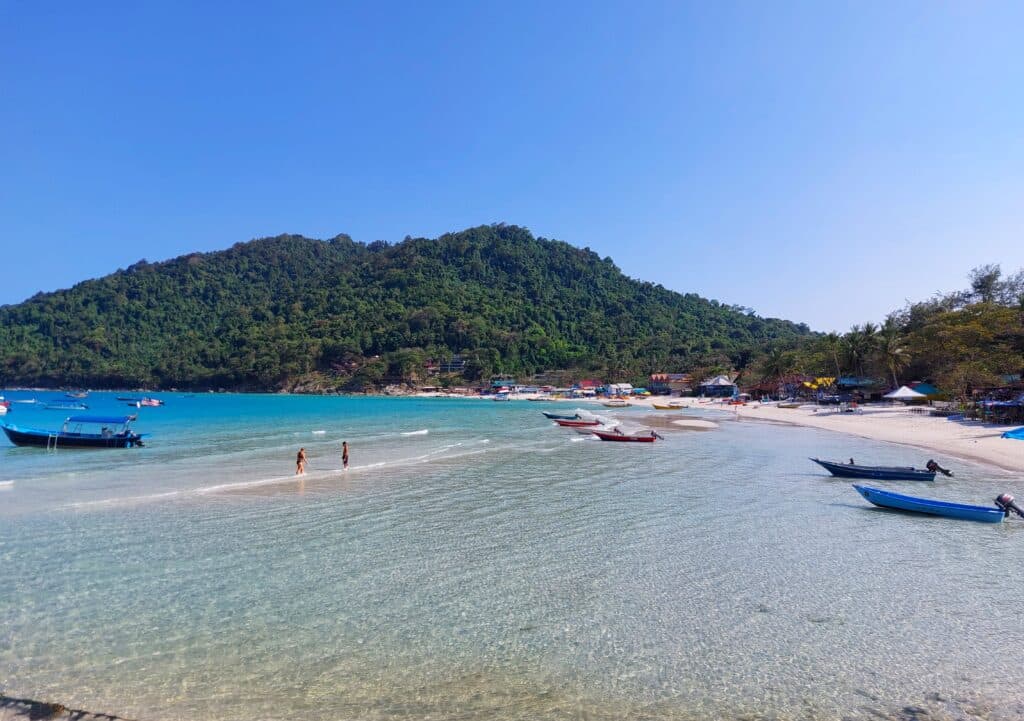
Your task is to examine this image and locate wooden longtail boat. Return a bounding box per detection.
[542,411,580,420]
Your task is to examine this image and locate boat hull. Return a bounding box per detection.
[542,412,580,420]
[811,458,935,481]
[591,431,656,442]
[554,419,601,427]
[854,485,1005,523]
[2,425,143,448]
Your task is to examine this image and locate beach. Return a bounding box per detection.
[518,393,1024,472]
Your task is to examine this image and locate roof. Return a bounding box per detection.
[883,386,926,399]
[650,373,691,382]
[66,415,135,424]
[700,375,736,386]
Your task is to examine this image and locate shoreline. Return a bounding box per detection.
[617,396,1024,473]
[412,391,1024,472]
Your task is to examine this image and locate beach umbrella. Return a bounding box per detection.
[883,385,926,399]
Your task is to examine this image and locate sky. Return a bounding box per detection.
[2,1,1022,331]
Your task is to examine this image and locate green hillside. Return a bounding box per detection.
[0,224,810,390]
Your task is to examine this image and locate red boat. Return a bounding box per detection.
[591,429,660,442]
[554,418,601,427]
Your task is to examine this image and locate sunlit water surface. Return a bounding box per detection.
[1,392,1023,720]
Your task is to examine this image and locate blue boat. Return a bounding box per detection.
[811,457,935,481]
[44,401,89,411]
[1,415,147,449]
[853,485,1022,523]
[542,411,580,420]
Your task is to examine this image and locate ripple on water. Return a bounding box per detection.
[1,397,1022,720]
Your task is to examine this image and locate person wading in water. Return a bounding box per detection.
[342,441,349,470]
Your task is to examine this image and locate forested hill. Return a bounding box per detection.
[0,225,810,390]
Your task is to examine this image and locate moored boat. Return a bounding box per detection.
[44,401,89,411]
[811,457,935,481]
[602,399,632,407]
[1,414,147,449]
[553,418,601,427]
[591,429,661,442]
[542,411,580,420]
[651,403,684,410]
[853,485,1024,523]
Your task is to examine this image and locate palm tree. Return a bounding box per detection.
[843,323,880,377]
[878,320,910,388]
[760,347,797,388]
[823,331,843,378]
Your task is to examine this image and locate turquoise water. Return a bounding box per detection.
[2,392,1023,720]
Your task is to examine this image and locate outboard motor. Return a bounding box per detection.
[995,494,1024,519]
[926,459,953,477]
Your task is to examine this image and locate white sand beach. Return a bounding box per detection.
[630,396,1024,472]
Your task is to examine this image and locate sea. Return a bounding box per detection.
[1,391,1023,721]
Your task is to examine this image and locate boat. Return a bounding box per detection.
[553,418,601,427]
[603,399,632,407]
[652,403,684,410]
[1,414,147,448]
[853,485,1024,523]
[139,397,164,407]
[0,400,8,416]
[64,391,89,399]
[542,411,580,420]
[44,401,89,411]
[591,429,661,442]
[810,458,935,481]
[778,402,802,409]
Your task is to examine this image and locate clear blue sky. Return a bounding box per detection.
[2,2,1022,331]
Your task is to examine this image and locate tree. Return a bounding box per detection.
[877,319,910,389]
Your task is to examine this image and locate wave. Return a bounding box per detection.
[400,429,429,436]
[63,440,494,509]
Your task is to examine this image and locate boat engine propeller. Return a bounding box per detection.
[995,494,1024,519]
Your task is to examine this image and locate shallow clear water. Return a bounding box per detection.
[1,393,1023,720]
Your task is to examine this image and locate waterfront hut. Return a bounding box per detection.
[699,375,738,398]
[649,373,693,396]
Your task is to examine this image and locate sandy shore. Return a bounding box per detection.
[628,396,1024,472]
[416,392,1024,471]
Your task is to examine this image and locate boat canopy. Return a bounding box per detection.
[67,415,135,424]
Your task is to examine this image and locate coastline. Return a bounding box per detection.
[621,396,1024,473]
[423,390,1024,473]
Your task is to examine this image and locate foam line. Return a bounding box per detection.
[63,441,496,508]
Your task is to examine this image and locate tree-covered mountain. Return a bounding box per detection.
[0,224,811,390]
